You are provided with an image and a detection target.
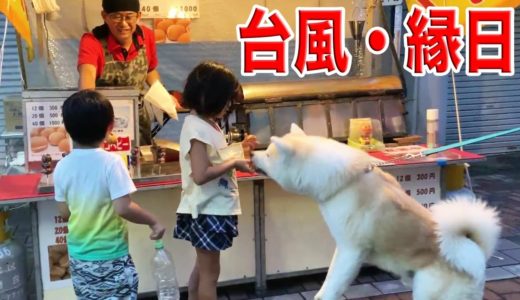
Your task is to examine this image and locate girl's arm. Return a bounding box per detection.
[190,139,252,185]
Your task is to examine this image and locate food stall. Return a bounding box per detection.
[0,140,483,299]
[0,0,486,299]
[0,83,484,299]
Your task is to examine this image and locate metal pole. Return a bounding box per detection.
[15,33,28,90]
[31,202,43,300]
[253,180,266,295]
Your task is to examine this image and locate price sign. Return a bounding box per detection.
[25,99,136,163]
[140,0,200,18]
[388,166,441,208]
[25,101,71,162]
[38,201,72,290]
[103,100,136,160]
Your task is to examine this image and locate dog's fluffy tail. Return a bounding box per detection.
[431,195,501,280]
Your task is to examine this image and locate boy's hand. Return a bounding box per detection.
[234,159,254,173]
[149,222,166,240]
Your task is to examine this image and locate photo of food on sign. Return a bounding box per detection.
[153,18,191,43]
[114,116,129,129]
[48,244,70,282]
[30,126,71,154]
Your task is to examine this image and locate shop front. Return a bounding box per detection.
[0,0,501,299]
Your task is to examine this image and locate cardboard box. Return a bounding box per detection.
[3,96,23,132]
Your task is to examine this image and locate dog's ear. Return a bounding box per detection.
[290,123,306,136]
[270,136,293,155]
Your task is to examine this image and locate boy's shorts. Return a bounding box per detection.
[69,254,138,300]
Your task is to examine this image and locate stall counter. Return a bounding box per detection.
[0,147,484,298]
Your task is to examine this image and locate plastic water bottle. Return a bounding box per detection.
[152,240,180,300]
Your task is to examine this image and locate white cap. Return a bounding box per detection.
[427,109,439,120]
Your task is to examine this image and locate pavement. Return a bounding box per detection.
[141,152,520,300]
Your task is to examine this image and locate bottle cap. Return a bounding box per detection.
[154,239,164,249]
[426,109,439,120]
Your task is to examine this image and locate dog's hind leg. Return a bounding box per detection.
[413,267,484,300]
[314,247,365,300]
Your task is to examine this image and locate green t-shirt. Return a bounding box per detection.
[54,148,136,261]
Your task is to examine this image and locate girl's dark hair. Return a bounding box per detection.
[62,90,114,145]
[182,61,242,117]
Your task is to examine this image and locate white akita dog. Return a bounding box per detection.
[252,124,501,300]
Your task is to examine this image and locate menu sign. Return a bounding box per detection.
[25,101,71,162]
[25,99,136,163]
[101,100,136,162]
[37,200,72,290]
[140,0,200,18]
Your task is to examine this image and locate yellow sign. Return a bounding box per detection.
[406,0,520,29]
[0,0,33,58]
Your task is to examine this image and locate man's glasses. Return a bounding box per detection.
[108,13,138,23]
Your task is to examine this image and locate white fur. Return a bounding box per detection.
[252,124,501,300]
[430,196,501,280]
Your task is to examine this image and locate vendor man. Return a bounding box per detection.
[77,0,159,145]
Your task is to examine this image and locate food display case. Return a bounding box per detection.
[21,88,189,195]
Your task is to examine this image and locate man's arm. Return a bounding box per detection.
[57,202,71,222]
[145,70,183,109]
[78,64,97,90]
[146,69,160,87]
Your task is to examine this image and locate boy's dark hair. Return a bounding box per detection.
[62,90,114,145]
[182,61,243,118]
